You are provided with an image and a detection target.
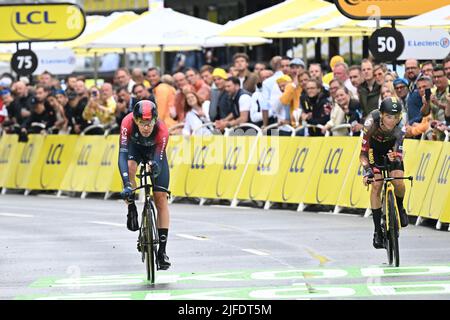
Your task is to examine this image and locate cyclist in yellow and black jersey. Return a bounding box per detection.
[360,97,409,249]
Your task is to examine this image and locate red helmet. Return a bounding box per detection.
[133,100,158,124]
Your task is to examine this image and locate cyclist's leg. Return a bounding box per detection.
[152,153,171,268]
[391,163,408,227]
[126,144,142,231]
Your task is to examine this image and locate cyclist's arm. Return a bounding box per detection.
[360,115,373,168]
[152,120,169,173]
[118,116,133,186]
[393,122,406,163]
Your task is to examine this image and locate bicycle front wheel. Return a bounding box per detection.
[143,207,156,284]
[387,191,400,267]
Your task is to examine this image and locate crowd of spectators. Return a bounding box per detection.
[1,52,449,141]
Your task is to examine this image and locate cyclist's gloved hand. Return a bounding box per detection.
[363,166,374,179]
[120,183,134,201]
[150,161,160,178]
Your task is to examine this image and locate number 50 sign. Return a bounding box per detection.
[369,28,405,62]
[11,49,38,76]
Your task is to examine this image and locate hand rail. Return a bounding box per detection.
[81,124,105,136]
[168,122,185,135]
[224,122,262,137]
[192,122,220,135]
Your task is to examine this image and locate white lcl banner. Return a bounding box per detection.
[33,49,76,75]
[399,29,450,60]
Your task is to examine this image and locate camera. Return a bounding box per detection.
[118,98,125,104]
[67,90,77,100]
[425,88,431,102]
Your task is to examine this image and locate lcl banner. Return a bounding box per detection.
[0,3,86,42]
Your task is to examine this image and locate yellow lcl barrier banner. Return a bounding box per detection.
[0,3,86,43]
[268,137,324,204]
[405,140,444,217]
[60,135,105,192]
[236,136,290,202]
[303,137,360,206]
[1,133,449,223]
[420,143,450,222]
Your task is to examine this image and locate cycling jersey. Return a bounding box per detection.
[360,110,405,170]
[118,113,169,187]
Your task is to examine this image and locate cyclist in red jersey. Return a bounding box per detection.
[118,100,171,269]
[360,97,409,249]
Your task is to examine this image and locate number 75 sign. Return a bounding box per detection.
[369,28,405,62]
[11,49,38,76]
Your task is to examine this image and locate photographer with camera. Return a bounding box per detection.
[405,76,434,139]
[115,86,138,127]
[65,80,89,134]
[20,85,56,135]
[82,83,116,128]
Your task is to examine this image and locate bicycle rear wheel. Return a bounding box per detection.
[143,206,156,284]
[387,191,400,267]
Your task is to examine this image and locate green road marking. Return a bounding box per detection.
[29,264,450,289]
[16,280,450,300]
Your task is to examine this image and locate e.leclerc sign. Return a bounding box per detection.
[0,3,86,43]
[334,0,450,20]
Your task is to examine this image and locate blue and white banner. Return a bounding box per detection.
[399,29,450,60]
[33,48,76,75]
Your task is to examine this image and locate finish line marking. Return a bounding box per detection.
[88,221,125,228]
[0,212,34,218]
[242,249,270,256]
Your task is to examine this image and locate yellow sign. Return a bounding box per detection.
[420,143,450,221]
[405,141,443,216]
[0,3,86,43]
[0,134,23,188]
[334,0,450,20]
[303,137,359,206]
[268,137,324,204]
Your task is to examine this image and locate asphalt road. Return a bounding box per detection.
[1,193,450,300]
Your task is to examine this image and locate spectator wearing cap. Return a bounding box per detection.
[275,75,296,136]
[322,55,345,87]
[233,53,259,93]
[393,78,409,120]
[288,58,305,79]
[279,68,303,128]
[209,68,233,122]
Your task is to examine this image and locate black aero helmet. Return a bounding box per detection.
[133,100,158,124]
[379,97,402,115]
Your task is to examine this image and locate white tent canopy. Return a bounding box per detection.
[84,8,271,49]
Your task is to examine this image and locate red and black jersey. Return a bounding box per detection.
[118,113,168,186]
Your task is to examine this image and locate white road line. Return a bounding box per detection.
[0,213,34,218]
[242,249,270,256]
[88,221,125,228]
[176,233,209,241]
